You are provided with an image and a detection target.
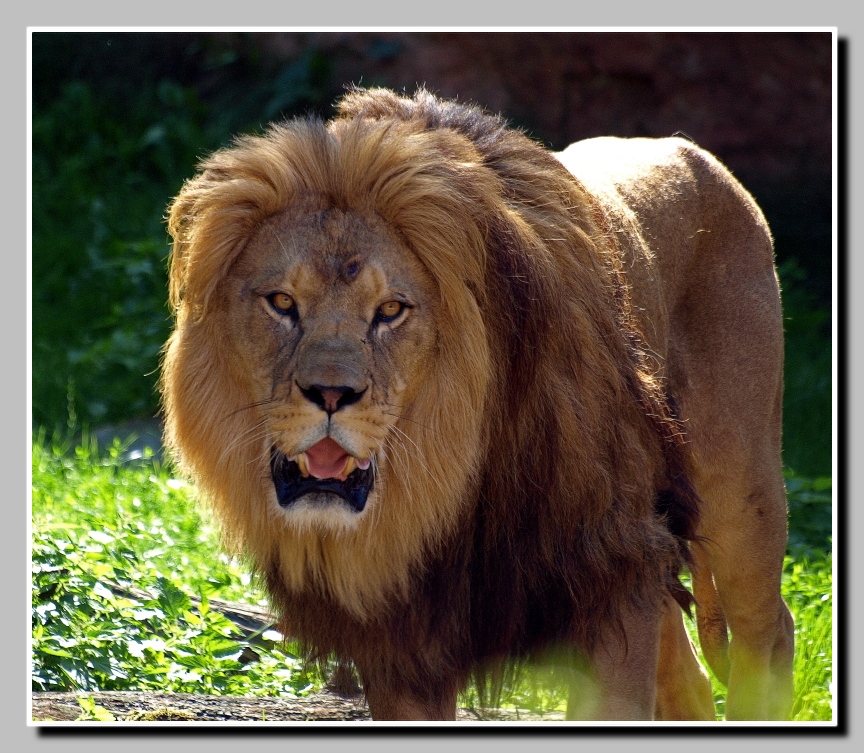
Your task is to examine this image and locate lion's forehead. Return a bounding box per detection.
[239,207,438,308]
[255,206,399,264]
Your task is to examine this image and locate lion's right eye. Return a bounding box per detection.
[376,301,406,323]
[266,292,296,316]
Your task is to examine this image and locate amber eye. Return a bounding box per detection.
[267,292,296,316]
[376,301,405,322]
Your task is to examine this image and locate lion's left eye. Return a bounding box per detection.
[376,301,405,323]
[266,292,296,317]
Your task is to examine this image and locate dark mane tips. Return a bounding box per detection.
[336,86,511,146]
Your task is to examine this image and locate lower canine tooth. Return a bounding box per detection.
[296,453,310,477]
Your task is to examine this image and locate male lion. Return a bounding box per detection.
[162,88,793,721]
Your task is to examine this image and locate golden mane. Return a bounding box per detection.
[162,87,697,680]
[164,114,494,616]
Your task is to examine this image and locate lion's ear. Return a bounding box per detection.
[165,178,200,315]
[165,165,264,321]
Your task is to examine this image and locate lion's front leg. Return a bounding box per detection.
[359,666,459,721]
[566,601,662,720]
[654,593,716,720]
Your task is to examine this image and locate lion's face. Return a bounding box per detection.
[163,111,497,614]
[220,204,440,532]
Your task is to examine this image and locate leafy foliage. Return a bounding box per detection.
[778,259,833,478]
[785,471,833,557]
[31,78,204,429]
[31,437,321,697]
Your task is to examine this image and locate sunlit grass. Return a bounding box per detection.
[31,436,832,720]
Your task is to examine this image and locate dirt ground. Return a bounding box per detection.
[31,690,564,723]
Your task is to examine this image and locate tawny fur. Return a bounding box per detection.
[161,88,792,720]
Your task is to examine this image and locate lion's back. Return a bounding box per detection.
[555,136,780,369]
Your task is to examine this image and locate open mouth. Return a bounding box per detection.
[270,438,374,513]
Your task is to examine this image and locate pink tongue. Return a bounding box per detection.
[305,437,350,480]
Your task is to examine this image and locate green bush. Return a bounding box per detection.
[779,259,833,477]
[31,78,207,429]
[31,34,335,433]
[785,471,833,557]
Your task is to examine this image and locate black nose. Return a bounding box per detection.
[298,384,366,414]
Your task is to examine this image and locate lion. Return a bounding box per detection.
[161,88,793,721]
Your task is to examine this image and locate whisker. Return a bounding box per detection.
[368,452,386,531]
[386,425,447,496]
[217,417,270,468]
[379,412,434,431]
[227,399,279,418]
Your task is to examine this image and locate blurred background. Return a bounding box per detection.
[30,30,833,478]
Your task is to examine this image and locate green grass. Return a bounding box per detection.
[783,554,834,721]
[30,435,833,721]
